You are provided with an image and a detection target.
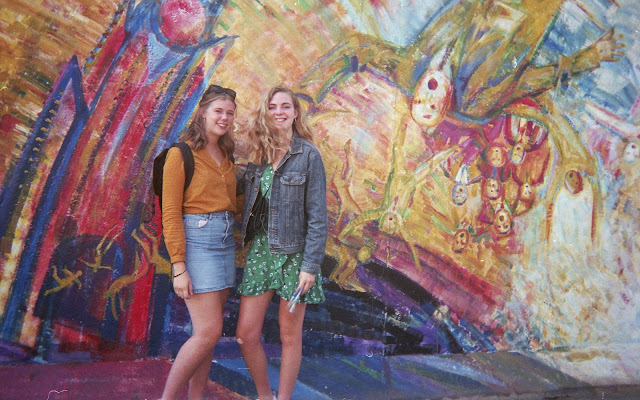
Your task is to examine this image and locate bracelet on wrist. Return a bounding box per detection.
[173,270,186,278]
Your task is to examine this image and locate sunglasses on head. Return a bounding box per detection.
[206,84,236,99]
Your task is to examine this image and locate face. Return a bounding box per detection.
[519,182,534,202]
[493,209,512,235]
[203,98,235,138]
[488,146,506,168]
[622,141,639,164]
[411,70,452,127]
[485,178,501,200]
[269,91,298,133]
[510,144,526,164]
[452,229,470,253]
[564,170,583,194]
[452,183,468,205]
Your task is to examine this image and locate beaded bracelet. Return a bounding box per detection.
[173,270,186,278]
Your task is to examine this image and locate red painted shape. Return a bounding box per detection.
[124,260,155,344]
[160,0,206,45]
[0,114,20,133]
[0,360,246,400]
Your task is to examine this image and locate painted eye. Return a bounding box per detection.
[428,78,438,90]
[632,144,637,149]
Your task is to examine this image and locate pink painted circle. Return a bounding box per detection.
[159,0,206,45]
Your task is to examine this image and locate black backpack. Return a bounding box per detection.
[152,142,195,209]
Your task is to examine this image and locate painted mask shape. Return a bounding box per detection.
[452,183,468,205]
[452,229,470,253]
[564,170,583,194]
[519,182,534,202]
[411,70,452,127]
[488,146,506,168]
[493,209,512,235]
[510,143,526,164]
[485,178,501,200]
[622,141,639,164]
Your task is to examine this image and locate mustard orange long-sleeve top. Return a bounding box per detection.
[162,144,239,264]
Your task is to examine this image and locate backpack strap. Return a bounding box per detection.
[174,142,195,192]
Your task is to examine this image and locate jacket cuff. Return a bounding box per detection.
[301,261,320,275]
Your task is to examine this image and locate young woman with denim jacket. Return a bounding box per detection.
[236,85,328,400]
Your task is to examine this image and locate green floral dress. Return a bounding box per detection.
[237,165,325,304]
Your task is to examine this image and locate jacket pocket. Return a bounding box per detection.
[280,173,306,203]
[280,173,306,245]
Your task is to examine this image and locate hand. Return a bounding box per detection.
[571,28,625,75]
[297,271,316,295]
[172,262,193,300]
[594,28,625,63]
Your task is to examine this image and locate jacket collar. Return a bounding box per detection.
[288,130,303,155]
[253,131,303,171]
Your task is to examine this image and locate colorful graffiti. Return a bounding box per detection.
[0,0,639,390]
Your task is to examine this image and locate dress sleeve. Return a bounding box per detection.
[162,147,186,264]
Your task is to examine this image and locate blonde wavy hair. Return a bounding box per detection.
[180,86,236,157]
[247,85,313,164]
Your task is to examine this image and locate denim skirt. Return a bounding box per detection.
[183,211,236,293]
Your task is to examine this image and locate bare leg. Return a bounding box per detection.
[276,299,307,400]
[161,289,229,400]
[236,291,275,400]
[188,349,214,400]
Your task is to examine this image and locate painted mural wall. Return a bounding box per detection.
[1,0,639,383]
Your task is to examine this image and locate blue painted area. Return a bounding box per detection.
[215,357,333,399]
[209,351,589,400]
[0,56,89,341]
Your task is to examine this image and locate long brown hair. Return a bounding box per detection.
[247,85,313,164]
[180,86,236,157]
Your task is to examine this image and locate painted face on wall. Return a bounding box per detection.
[519,182,534,202]
[410,70,452,127]
[493,209,512,235]
[510,143,526,164]
[452,183,468,205]
[564,170,584,194]
[622,140,639,164]
[488,146,506,168]
[452,229,470,253]
[484,178,501,200]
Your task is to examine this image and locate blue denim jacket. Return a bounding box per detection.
[240,133,328,275]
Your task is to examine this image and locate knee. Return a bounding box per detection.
[236,326,261,348]
[193,325,222,349]
[279,328,302,348]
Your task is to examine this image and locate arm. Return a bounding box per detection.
[511,29,625,100]
[162,147,193,298]
[300,149,329,276]
[235,164,246,216]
